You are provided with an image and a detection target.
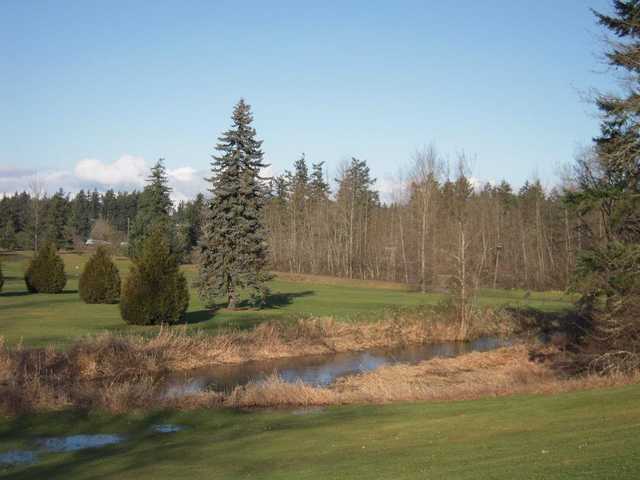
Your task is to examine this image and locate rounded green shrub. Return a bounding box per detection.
[120,228,189,325]
[24,242,67,293]
[79,246,121,304]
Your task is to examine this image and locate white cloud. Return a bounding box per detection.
[0,155,210,204]
[167,166,196,183]
[74,155,146,187]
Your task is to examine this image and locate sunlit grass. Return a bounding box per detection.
[0,384,638,479]
[0,251,574,348]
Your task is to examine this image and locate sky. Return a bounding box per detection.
[0,0,618,201]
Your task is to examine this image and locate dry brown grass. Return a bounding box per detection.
[1,314,488,415]
[2,328,636,414]
[4,308,623,415]
[223,345,639,408]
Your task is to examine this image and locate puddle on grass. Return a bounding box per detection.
[151,424,185,434]
[0,435,125,468]
[164,336,512,397]
[35,434,124,453]
[0,450,38,467]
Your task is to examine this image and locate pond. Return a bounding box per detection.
[163,336,512,397]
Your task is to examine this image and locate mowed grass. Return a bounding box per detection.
[1,384,639,479]
[0,251,575,348]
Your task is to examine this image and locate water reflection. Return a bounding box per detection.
[0,450,38,467]
[164,336,511,396]
[35,434,124,453]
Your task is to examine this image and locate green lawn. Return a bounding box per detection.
[0,251,574,348]
[1,384,639,479]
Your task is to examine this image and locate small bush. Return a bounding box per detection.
[24,243,67,293]
[79,246,121,304]
[120,228,189,325]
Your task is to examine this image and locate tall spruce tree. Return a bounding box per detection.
[199,99,271,308]
[129,159,174,257]
[566,1,640,356]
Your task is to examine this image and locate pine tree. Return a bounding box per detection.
[129,159,174,257]
[79,246,121,304]
[89,189,101,221]
[120,227,189,325]
[286,154,309,272]
[44,189,72,249]
[309,161,330,202]
[565,1,640,355]
[335,158,378,279]
[71,190,91,240]
[199,99,271,308]
[24,242,67,293]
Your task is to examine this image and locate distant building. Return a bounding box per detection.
[85,239,111,246]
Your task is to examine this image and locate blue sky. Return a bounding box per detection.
[0,0,616,200]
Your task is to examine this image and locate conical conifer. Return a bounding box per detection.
[199,99,271,308]
[24,242,67,293]
[79,246,121,304]
[120,227,189,325]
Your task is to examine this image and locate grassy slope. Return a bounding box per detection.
[0,252,574,347]
[1,384,639,479]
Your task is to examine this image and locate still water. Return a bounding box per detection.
[164,336,511,397]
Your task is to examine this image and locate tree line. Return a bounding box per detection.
[266,149,600,292]
[0,150,603,293]
[0,178,204,262]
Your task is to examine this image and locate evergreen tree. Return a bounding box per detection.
[199,99,271,308]
[285,154,309,272]
[71,190,91,240]
[120,227,189,325]
[43,189,72,249]
[565,1,640,354]
[79,246,121,304]
[102,189,117,223]
[335,158,378,279]
[89,189,101,221]
[309,161,330,201]
[24,242,67,293]
[174,193,205,261]
[128,159,174,257]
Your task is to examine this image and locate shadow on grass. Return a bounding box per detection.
[263,290,314,308]
[0,291,32,298]
[0,405,378,480]
[183,309,216,325]
[505,306,592,344]
[182,291,314,328]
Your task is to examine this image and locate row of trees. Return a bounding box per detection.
[1,156,590,293]
[266,150,592,292]
[0,174,204,262]
[22,235,189,325]
[0,188,140,251]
